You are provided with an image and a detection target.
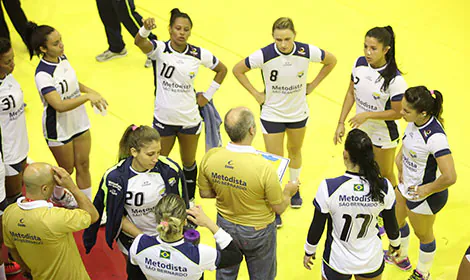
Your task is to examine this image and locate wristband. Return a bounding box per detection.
[304,241,317,256]
[202,81,221,101]
[139,26,151,38]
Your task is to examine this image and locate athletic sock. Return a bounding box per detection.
[289,167,301,199]
[80,187,93,201]
[183,163,197,200]
[416,240,436,276]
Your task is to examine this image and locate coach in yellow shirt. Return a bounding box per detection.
[198,107,299,280]
[2,163,99,280]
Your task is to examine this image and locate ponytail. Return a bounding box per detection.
[345,129,385,203]
[169,8,193,27]
[118,125,161,161]
[24,21,55,60]
[155,194,187,241]
[404,86,444,125]
[366,26,401,92]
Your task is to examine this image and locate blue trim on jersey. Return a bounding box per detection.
[384,99,399,141]
[245,57,251,69]
[35,60,58,76]
[320,49,325,61]
[293,42,310,59]
[163,41,172,54]
[185,45,202,60]
[382,178,389,194]
[391,94,404,102]
[466,246,470,256]
[355,56,368,68]
[418,117,446,144]
[41,86,56,95]
[325,176,352,197]
[45,105,57,140]
[150,39,158,50]
[313,198,322,211]
[322,214,334,263]
[136,235,160,254]
[435,149,451,158]
[174,242,200,264]
[261,44,279,64]
[422,154,438,185]
[212,55,217,66]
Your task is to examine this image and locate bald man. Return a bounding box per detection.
[198,107,299,280]
[2,163,99,280]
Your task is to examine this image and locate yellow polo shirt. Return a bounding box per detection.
[3,198,91,280]
[198,143,283,227]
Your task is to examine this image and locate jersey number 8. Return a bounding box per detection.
[270,70,278,82]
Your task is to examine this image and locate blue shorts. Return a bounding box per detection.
[322,259,384,280]
[406,189,448,215]
[260,117,308,134]
[46,129,88,147]
[153,117,202,137]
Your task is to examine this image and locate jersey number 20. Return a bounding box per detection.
[125,192,144,207]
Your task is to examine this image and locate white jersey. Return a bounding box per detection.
[129,228,232,280]
[0,131,5,202]
[35,56,90,141]
[399,117,451,202]
[0,74,28,164]
[314,172,395,274]
[352,56,407,140]
[246,42,324,122]
[125,166,166,235]
[147,40,219,126]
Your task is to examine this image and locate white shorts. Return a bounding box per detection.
[4,157,27,176]
[358,120,399,149]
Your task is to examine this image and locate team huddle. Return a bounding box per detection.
[0,6,467,280]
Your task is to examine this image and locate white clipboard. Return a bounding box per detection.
[256,150,290,182]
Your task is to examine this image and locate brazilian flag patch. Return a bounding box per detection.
[353,184,364,191]
[160,250,171,259]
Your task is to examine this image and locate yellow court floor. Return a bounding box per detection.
[7,0,469,279]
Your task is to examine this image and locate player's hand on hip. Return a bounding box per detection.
[52,166,77,190]
[333,123,345,145]
[306,81,318,95]
[142,18,156,30]
[348,112,369,128]
[303,253,315,270]
[196,94,209,107]
[253,91,265,105]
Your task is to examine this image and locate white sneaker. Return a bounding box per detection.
[144,58,152,68]
[96,49,127,62]
[51,189,78,209]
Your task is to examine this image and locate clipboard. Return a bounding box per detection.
[256,150,290,182]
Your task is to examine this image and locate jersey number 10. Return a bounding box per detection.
[160,63,175,79]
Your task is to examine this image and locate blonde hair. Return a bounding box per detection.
[155,194,187,240]
[272,17,296,34]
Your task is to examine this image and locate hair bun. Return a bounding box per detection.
[170,8,181,15]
